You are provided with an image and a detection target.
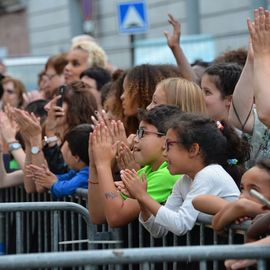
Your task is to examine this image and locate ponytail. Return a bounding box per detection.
[218,120,250,186]
[169,113,251,186]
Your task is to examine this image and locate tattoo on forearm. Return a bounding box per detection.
[104,192,118,200]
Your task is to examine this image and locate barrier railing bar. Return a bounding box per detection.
[15,212,22,254]
[199,223,207,270]
[0,245,268,269]
[0,202,92,249]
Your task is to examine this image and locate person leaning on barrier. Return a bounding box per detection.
[120,113,250,237]
[192,158,270,233]
[25,124,92,198]
[88,105,181,227]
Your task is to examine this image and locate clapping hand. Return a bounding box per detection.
[120,169,147,200]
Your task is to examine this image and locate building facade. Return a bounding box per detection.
[0,0,269,69]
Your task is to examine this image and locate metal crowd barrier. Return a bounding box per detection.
[0,185,254,270]
[0,245,269,270]
[0,201,93,253]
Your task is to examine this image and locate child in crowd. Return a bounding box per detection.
[192,158,270,232]
[26,124,92,199]
[88,105,181,227]
[147,77,207,114]
[120,113,250,237]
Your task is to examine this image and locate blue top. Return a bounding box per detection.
[50,166,89,198]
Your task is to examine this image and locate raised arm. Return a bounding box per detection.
[0,110,26,168]
[164,14,197,82]
[228,40,255,133]
[248,7,270,127]
[14,109,47,193]
[88,132,106,224]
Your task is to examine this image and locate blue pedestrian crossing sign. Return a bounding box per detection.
[117,1,148,34]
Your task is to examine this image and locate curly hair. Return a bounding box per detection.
[214,48,247,67]
[124,64,181,110]
[203,63,242,98]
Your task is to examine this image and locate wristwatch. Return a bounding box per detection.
[31,146,40,154]
[8,142,22,152]
[44,135,58,146]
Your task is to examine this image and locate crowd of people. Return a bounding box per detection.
[0,9,270,269]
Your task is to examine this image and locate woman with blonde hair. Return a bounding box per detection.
[64,40,107,84]
[147,77,207,114]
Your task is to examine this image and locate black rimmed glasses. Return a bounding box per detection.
[136,128,165,139]
[165,139,182,152]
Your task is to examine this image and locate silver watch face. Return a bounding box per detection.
[31,146,40,154]
[9,142,21,151]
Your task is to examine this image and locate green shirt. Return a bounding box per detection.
[122,162,180,203]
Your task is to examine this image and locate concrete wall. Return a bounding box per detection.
[93,0,269,68]
[27,0,83,55]
[0,10,29,56]
[1,0,270,68]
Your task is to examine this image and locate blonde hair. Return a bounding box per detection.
[71,40,107,69]
[157,77,207,114]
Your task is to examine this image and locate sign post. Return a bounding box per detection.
[117,1,148,66]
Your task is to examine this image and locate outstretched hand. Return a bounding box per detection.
[120,169,147,200]
[247,7,270,57]
[164,14,181,49]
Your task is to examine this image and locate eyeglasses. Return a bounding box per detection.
[136,128,165,139]
[44,73,57,81]
[165,139,182,152]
